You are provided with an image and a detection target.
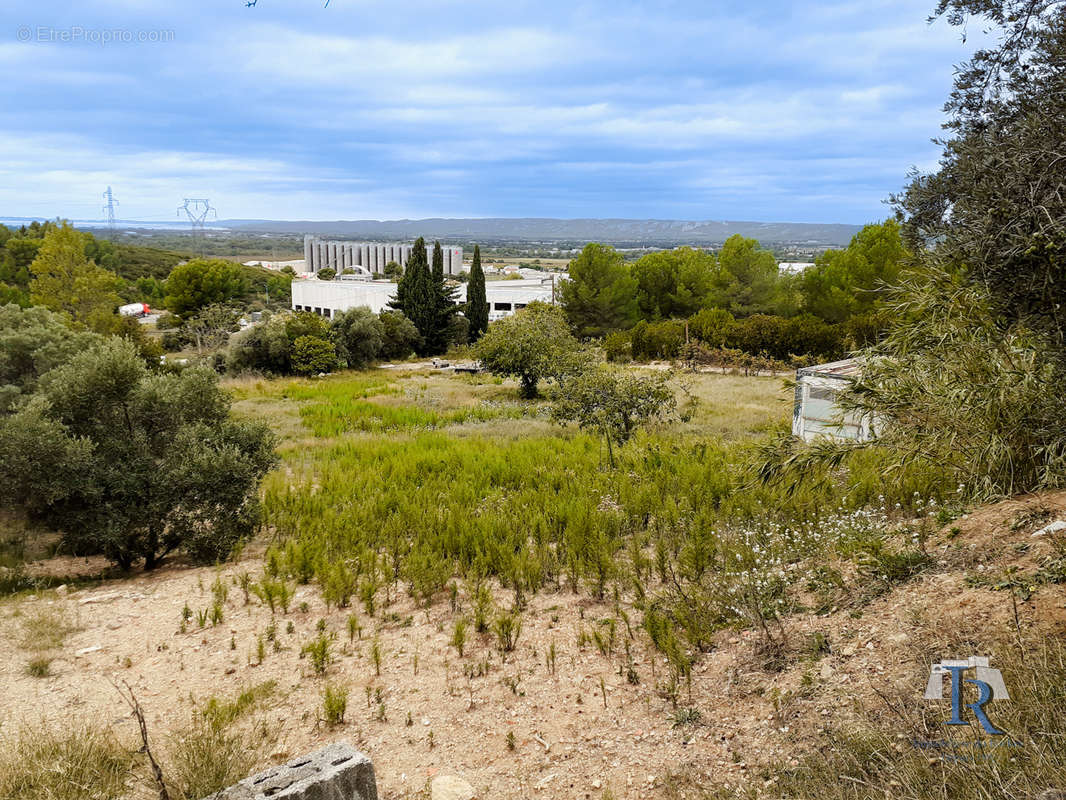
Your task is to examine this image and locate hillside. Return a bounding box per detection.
[2,368,1063,800]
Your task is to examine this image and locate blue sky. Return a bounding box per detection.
[0,1,985,224]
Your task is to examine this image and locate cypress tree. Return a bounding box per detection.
[389,237,435,355]
[467,244,488,341]
[427,240,457,355]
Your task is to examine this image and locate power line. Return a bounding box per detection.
[177,198,217,257]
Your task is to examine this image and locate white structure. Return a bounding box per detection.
[303,236,463,277]
[291,277,556,321]
[792,358,874,442]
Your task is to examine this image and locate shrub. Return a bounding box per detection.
[316,268,336,281]
[475,302,586,397]
[630,319,685,360]
[378,310,421,360]
[0,339,277,569]
[602,330,631,362]
[331,307,383,368]
[322,684,348,726]
[291,335,337,375]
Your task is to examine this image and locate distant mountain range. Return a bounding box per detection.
[218,218,864,247]
[2,215,866,247]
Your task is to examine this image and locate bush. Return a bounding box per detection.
[602,330,631,362]
[331,307,383,368]
[322,684,348,726]
[630,319,685,360]
[227,314,292,374]
[0,338,277,569]
[379,311,421,361]
[316,268,336,281]
[290,335,337,375]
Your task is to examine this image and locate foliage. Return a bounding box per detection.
[291,335,337,375]
[550,364,677,465]
[316,268,336,281]
[714,234,795,317]
[0,338,277,568]
[29,222,124,333]
[466,244,489,341]
[688,307,734,347]
[475,301,586,397]
[559,243,639,338]
[602,330,631,363]
[379,310,421,360]
[630,319,686,360]
[0,303,101,412]
[632,246,717,320]
[164,258,249,317]
[837,267,1066,498]
[389,237,444,356]
[383,260,402,280]
[896,0,1066,340]
[184,304,239,357]
[801,220,905,323]
[227,313,294,374]
[331,306,384,368]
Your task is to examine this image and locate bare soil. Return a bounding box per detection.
[4,491,1066,799]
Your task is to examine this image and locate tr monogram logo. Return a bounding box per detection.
[924,656,1009,735]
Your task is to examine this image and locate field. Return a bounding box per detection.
[4,367,1066,799]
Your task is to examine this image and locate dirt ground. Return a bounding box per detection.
[4,493,1066,799]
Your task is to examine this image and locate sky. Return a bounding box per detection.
[0,0,988,224]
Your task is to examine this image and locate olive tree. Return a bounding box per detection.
[0,338,277,569]
[549,365,676,466]
[475,302,586,398]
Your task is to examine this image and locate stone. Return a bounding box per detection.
[202,741,376,800]
[1032,520,1066,537]
[430,774,476,800]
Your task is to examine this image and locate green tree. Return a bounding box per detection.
[558,243,638,338]
[0,304,101,412]
[227,314,292,374]
[895,0,1066,339]
[0,338,276,569]
[29,222,123,333]
[378,311,421,360]
[389,237,437,355]
[291,335,338,375]
[714,235,788,316]
[688,307,735,347]
[475,302,586,398]
[550,365,676,467]
[801,221,905,323]
[383,261,403,280]
[164,259,249,318]
[331,307,384,368]
[317,268,336,281]
[632,247,716,320]
[428,241,458,355]
[466,244,489,341]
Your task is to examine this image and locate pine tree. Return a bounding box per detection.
[467,245,489,341]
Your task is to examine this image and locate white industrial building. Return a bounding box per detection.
[291,277,557,320]
[303,236,464,276]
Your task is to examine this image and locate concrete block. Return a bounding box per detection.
[203,741,377,800]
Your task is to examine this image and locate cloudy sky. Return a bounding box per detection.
[0,0,985,224]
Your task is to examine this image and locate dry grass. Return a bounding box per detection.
[0,722,133,800]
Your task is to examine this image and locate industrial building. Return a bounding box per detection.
[792,358,874,442]
[291,277,557,320]
[302,236,464,276]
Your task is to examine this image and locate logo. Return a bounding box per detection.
[924,656,1008,735]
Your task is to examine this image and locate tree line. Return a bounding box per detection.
[558,221,904,363]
